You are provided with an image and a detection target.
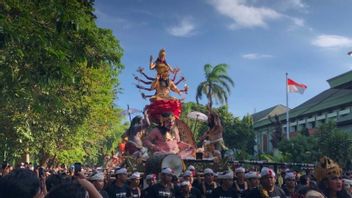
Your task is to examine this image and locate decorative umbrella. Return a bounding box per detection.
[187,111,208,132]
[187,111,208,122]
[121,105,142,121]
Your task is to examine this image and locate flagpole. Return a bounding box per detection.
[286,73,290,140]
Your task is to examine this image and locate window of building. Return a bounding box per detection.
[263,134,268,153]
[301,123,306,129]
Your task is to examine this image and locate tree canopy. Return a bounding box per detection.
[278,121,352,167]
[196,64,234,109]
[0,0,126,166]
[180,102,255,158]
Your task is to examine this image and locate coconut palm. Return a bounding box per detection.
[196,64,234,109]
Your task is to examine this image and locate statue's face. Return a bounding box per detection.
[160,52,166,60]
[162,116,175,129]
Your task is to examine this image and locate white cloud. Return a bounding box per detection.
[288,0,305,8]
[291,17,304,27]
[285,16,306,31]
[208,0,282,29]
[167,18,196,37]
[312,35,352,48]
[278,0,306,11]
[242,53,273,60]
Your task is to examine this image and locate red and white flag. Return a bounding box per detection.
[288,78,307,94]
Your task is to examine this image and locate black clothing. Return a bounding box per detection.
[212,186,239,198]
[190,187,202,198]
[105,182,130,198]
[243,187,258,198]
[100,190,110,198]
[142,186,153,198]
[282,186,296,197]
[130,187,141,198]
[235,181,247,197]
[201,182,217,198]
[146,183,174,198]
[192,179,202,191]
[175,187,202,198]
[321,189,352,198]
[244,186,286,198]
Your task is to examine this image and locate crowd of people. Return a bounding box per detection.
[0,156,352,198]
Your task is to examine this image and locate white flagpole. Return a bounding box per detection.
[286,73,290,140]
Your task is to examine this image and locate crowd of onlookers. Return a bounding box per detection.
[0,157,352,198]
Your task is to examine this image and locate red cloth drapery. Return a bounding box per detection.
[146,99,182,123]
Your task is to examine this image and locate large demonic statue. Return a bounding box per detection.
[122,110,150,157]
[126,48,196,160]
[200,110,228,152]
[143,112,194,158]
[143,112,180,153]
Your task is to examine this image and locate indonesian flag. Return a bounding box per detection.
[288,78,307,94]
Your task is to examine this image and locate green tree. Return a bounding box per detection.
[180,102,208,143]
[0,0,125,166]
[217,106,256,156]
[278,134,320,163]
[179,103,255,156]
[317,121,352,167]
[278,121,352,166]
[196,64,234,109]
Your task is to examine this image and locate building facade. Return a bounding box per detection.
[253,70,352,154]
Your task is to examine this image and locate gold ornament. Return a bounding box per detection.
[314,156,342,182]
[259,186,270,198]
[159,48,166,57]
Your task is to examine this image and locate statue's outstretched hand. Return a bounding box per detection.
[137,67,144,73]
[173,67,180,73]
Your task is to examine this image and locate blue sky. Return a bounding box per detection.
[94,0,352,118]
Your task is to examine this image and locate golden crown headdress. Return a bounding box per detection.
[159,48,166,57]
[315,156,342,182]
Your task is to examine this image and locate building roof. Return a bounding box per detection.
[327,70,352,89]
[289,88,352,118]
[252,105,277,122]
[252,104,289,122]
[254,88,352,128]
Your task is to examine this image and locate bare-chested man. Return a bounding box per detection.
[200,110,228,151]
[143,112,181,154]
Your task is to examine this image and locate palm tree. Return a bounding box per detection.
[196,64,234,109]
